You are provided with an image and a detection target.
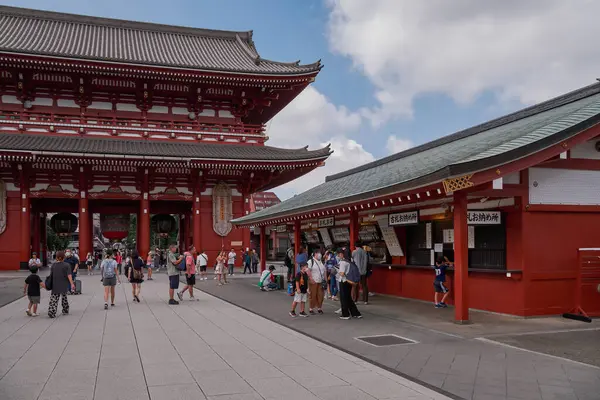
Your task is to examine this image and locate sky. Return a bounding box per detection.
[5,0,600,200]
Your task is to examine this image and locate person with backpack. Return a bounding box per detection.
[196,249,208,281]
[177,245,198,301]
[127,250,144,303]
[101,249,121,309]
[258,265,277,291]
[336,249,362,320]
[352,242,369,304]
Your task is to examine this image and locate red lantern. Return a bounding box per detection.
[50,213,78,236]
[100,214,130,241]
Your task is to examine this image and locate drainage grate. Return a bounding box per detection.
[356,334,417,347]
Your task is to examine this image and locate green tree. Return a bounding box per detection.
[46,220,71,251]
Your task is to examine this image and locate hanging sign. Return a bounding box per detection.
[212,182,233,237]
[319,228,333,248]
[426,222,432,249]
[318,216,335,228]
[443,229,454,244]
[376,215,404,257]
[276,225,287,233]
[467,211,501,225]
[468,226,475,249]
[388,211,419,226]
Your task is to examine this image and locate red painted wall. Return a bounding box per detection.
[521,211,600,316]
[0,194,23,270]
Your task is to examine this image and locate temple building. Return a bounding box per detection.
[0,6,331,269]
[234,82,600,320]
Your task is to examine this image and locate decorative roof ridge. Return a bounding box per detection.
[261,58,323,70]
[0,5,252,41]
[326,81,600,182]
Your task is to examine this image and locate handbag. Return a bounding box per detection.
[131,259,144,280]
[45,271,53,291]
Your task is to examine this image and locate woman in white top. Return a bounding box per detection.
[308,251,327,314]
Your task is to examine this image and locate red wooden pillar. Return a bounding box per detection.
[453,190,470,323]
[259,226,266,272]
[138,169,150,258]
[19,166,30,265]
[193,193,202,252]
[349,211,359,251]
[294,220,301,257]
[270,229,277,260]
[241,194,250,253]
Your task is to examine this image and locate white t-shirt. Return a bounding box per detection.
[227,251,236,265]
[337,260,349,283]
[308,258,326,283]
[197,253,208,267]
[28,258,41,267]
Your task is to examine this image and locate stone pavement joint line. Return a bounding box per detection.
[0,274,450,400]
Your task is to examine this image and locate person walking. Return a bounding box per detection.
[227,248,236,276]
[47,251,75,318]
[196,249,208,281]
[178,245,198,301]
[24,266,44,317]
[101,250,121,309]
[28,252,41,270]
[146,251,154,281]
[166,244,184,305]
[336,249,362,320]
[242,248,252,274]
[325,250,339,300]
[116,250,123,275]
[85,252,94,276]
[127,250,144,303]
[153,248,161,273]
[215,251,226,286]
[352,242,369,304]
[64,250,79,294]
[307,251,326,314]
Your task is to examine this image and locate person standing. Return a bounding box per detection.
[433,256,451,308]
[242,248,252,274]
[178,245,198,301]
[289,263,309,317]
[215,251,226,286]
[307,251,326,315]
[146,251,154,281]
[295,246,308,274]
[196,249,208,281]
[128,250,144,303]
[325,250,339,301]
[28,252,41,270]
[101,250,121,309]
[85,252,93,276]
[352,243,369,304]
[284,247,294,282]
[153,248,161,273]
[116,250,123,275]
[64,250,79,294]
[48,251,75,318]
[251,250,259,274]
[336,249,362,320]
[227,248,236,276]
[166,244,184,305]
[24,266,44,317]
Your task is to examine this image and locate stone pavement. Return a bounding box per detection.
[197,275,600,400]
[0,272,450,400]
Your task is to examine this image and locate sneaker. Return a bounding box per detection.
[334,308,342,314]
[111,304,115,307]
[62,310,69,315]
[299,312,309,317]
[168,299,179,305]
[148,278,153,281]
[289,311,297,317]
[214,276,217,280]
[26,310,32,317]
[353,315,363,319]
[190,297,199,301]
[440,302,448,308]
[339,316,351,320]
[363,302,368,305]
[104,303,108,310]
[177,292,183,301]
[434,303,442,308]
[218,283,224,286]
[260,288,266,292]
[32,313,39,317]
[317,309,324,314]
[309,309,316,315]
[332,296,338,301]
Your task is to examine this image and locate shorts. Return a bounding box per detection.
[215,265,223,274]
[293,292,307,303]
[186,275,196,285]
[434,280,448,293]
[169,275,180,290]
[103,276,117,287]
[199,265,207,272]
[28,295,40,304]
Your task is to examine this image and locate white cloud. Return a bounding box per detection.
[327,0,600,126]
[265,86,373,200]
[386,135,413,155]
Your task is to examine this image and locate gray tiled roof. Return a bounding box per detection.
[0,134,332,162]
[234,82,600,224]
[0,6,321,75]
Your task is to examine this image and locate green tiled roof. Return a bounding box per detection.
[233,82,600,225]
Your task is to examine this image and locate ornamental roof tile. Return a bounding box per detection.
[0,134,332,162]
[0,6,321,75]
[233,82,600,225]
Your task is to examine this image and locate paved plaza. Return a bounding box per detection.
[0,272,450,400]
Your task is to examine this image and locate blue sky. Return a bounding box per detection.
[4,0,598,199]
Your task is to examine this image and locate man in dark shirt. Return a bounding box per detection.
[64,250,79,294]
[434,256,451,308]
[289,263,309,317]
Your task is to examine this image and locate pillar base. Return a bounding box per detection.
[453,319,472,325]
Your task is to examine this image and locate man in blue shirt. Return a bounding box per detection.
[295,246,308,274]
[433,256,452,308]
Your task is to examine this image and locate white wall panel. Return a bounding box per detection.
[570,140,600,160]
[529,168,600,205]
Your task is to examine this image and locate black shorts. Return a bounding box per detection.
[186,275,196,286]
[199,265,207,272]
[434,280,448,293]
[169,275,180,290]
